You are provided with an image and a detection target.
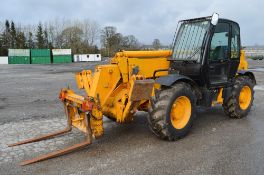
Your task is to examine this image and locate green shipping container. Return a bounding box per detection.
[8,56,30,64]
[53,55,72,63]
[31,49,51,64]
[8,49,30,56]
[31,49,51,57]
[31,56,51,64]
[8,49,30,64]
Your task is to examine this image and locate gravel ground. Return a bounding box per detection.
[0,59,264,175]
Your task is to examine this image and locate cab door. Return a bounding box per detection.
[229,23,241,79]
[208,22,231,87]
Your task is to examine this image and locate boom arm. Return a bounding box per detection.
[63,50,172,137]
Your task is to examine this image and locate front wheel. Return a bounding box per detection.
[223,76,255,118]
[148,82,197,141]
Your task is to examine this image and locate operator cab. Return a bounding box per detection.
[170,13,241,89]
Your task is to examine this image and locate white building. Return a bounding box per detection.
[0,57,8,64]
[74,54,101,62]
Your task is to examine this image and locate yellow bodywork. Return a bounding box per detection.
[61,49,248,138]
[61,50,171,138]
[238,50,248,70]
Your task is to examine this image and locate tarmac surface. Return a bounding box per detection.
[0,59,264,175]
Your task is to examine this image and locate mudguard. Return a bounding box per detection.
[156,74,202,99]
[237,70,256,85]
[156,74,196,87]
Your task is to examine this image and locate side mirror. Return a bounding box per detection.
[211,13,219,26]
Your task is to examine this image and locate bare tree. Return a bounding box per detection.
[101,26,117,56]
[121,35,140,50]
[100,26,142,56]
[61,26,83,53]
[81,19,100,47]
[47,18,68,48]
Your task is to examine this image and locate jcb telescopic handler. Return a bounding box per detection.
[9,13,256,165]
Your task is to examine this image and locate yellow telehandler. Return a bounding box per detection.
[9,13,256,165]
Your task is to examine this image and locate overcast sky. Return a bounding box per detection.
[1,0,263,46]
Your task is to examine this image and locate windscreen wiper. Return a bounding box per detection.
[185,47,201,61]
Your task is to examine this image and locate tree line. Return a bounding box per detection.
[0,19,163,57]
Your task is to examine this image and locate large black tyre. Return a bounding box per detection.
[223,76,255,119]
[148,82,197,141]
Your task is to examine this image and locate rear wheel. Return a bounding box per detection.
[223,76,254,118]
[148,82,196,141]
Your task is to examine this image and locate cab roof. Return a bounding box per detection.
[180,16,239,27]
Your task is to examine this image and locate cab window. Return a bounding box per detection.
[209,23,230,61]
[231,24,240,59]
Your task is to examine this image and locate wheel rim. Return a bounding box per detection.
[239,86,252,110]
[170,96,191,129]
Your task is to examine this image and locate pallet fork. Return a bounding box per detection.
[8,90,94,166]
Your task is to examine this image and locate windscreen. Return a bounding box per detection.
[172,20,210,61]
